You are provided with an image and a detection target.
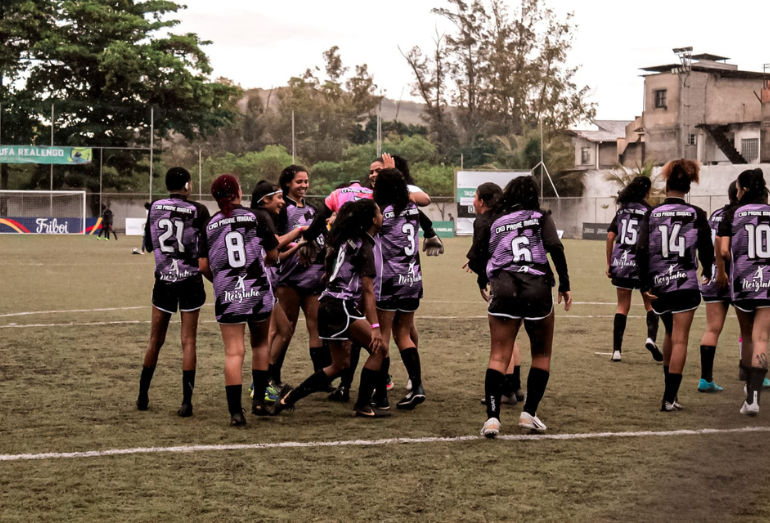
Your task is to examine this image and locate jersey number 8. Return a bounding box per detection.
[225,231,246,268]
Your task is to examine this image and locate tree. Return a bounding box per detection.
[0,0,238,199]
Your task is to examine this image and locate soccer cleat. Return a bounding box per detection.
[328,385,350,402]
[248,381,254,399]
[611,350,622,362]
[251,396,271,416]
[271,385,295,415]
[354,404,391,418]
[396,384,426,410]
[500,393,517,405]
[740,394,760,416]
[230,409,247,426]
[519,411,547,432]
[645,338,664,362]
[264,384,280,404]
[660,401,679,412]
[136,394,149,411]
[480,417,501,438]
[697,379,724,393]
[386,375,395,391]
[406,378,413,392]
[764,378,770,389]
[177,402,193,417]
[371,395,390,411]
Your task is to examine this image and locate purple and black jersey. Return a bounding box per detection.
[721,203,770,302]
[608,202,649,281]
[487,209,551,280]
[145,195,210,283]
[639,199,712,294]
[374,202,423,302]
[201,206,278,323]
[277,198,324,291]
[320,235,377,302]
[700,206,730,301]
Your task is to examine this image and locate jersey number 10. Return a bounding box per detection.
[744,223,770,259]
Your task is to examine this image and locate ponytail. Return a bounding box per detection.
[211,174,240,217]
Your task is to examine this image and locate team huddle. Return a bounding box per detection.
[134,156,770,437]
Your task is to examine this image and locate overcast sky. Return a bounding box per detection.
[174,0,770,125]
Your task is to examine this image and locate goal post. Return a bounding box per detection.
[0,190,87,234]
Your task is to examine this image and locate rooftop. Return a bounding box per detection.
[568,120,631,143]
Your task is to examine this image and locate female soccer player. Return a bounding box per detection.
[606,176,662,362]
[372,168,426,409]
[716,168,770,415]
[637,159,713,412]
[270,165,329,384]
[274,199,387,417]
[198,174,279,426]
[137,167,210,417]
[471,176,572,437]
[696,180,738,393]
[466,182,525,405]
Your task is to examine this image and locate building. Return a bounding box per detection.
[623,52,766,166]
[567,120,631,170]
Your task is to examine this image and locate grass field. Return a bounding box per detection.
[1,234,770,521]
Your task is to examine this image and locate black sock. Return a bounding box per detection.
[747,367,768,404]
[374,357,390,402]
[663,372,682,404]
[485,368,505,419]
[251,369,270,405]
[139,365,156,397]
[613,313,627,352]
[400,347,422,388]
[699,345,716,382]
[182,369,195,404]
[523,367,550,416]
[340,343,361,389]
[355,367,379,409]
[646,310,659,341]
[501,374,515,397]
[309,346,326,372]
[663,365,669,379]
[225,384,242,415]
[272,344,289,383]
[289,370,330,405]
[512,365,521,391]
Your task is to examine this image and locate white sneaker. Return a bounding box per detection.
[740,392,760,416]
[406,378,413,392]
[480,417,501,438]
[611,350,622,362]
[519,411,547,433]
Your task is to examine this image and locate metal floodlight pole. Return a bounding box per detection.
[198,147,202,200]
[291,110,295,162]
[99,147,103,213]
[376,102,382,157]
[149,107,154,202]
[540,119,544,199]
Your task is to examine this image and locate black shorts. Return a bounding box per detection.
[733,299,770,313]
[611,276,641,290]
[651,290,701,315]
[376,296,420,313]
[217,309,272,325]
[488,271,553,321]
[152,274,206,314]
[318,297,365,341]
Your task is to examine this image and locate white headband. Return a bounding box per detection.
[258,189,282,204]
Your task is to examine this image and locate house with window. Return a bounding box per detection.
[566,120,631,169]
[622,53,766,165]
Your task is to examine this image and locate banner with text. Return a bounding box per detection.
[455,170,529,235]
[0,146,93,165]
[0,217,95,234]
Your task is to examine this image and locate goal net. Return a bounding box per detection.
[0,190,87,234]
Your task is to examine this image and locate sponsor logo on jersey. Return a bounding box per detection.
[612,250,636,268]
[654,264,688,287]
[397,260,423,286]
[224,275,261,303]
[160,259,195,282]
[741,267,770,292]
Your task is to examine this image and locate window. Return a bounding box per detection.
[687,133,697,146]
[581,147,591,165]
[742,138,759,163]
[654,89,667,109]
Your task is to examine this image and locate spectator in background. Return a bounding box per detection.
[98,203,117,240]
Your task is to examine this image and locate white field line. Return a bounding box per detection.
[1,425,769,462]
[0,301,627,319]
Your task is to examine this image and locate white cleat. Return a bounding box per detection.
[740,392,760,416]
[519,411,547,433]
[480,417,501,438]
[611,350,622,362]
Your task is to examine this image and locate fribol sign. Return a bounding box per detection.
[0,145,93,165]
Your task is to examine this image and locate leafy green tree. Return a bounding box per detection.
[201,145,295,197]
[1,0,238,201]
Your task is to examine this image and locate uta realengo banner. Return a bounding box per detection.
[0,145,93,165]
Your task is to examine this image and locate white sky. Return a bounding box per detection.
[175,0,770,124]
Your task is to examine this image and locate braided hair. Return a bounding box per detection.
[373,168,409,217]
[494,176,540,215]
